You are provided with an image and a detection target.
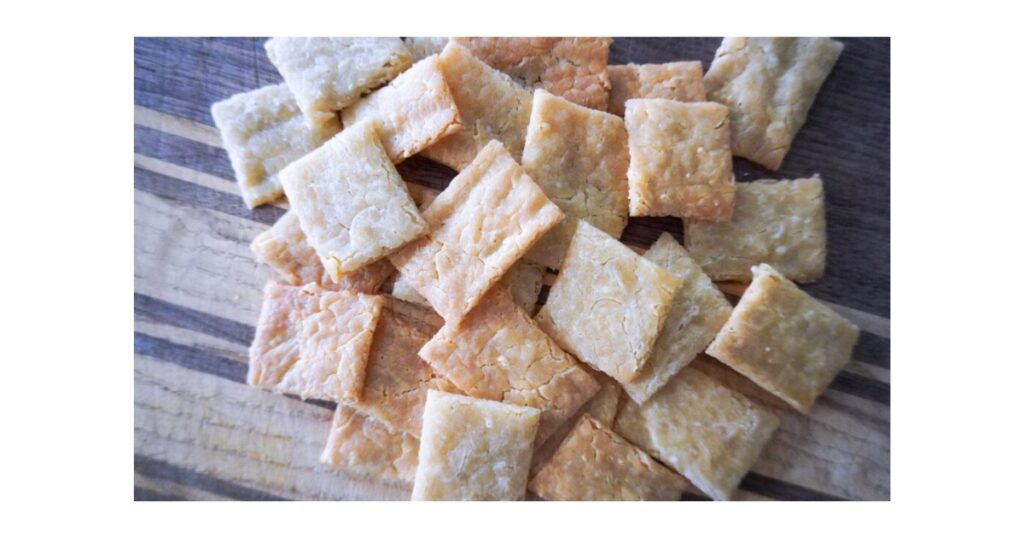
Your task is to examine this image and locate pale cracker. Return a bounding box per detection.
[684,176,827,283]
[530,368,621,474]
[706,263,860,413]
[211,83,340,208]
[607,61,707,116]
[391,258,545,316]
[412,390,540,501]
[280,120,427,280]
[625,99,735,221]
[535,221,681,384]
[703,37,844,170]
[614,367,780,501]
[521,90,629,269]
[320,405,419,485]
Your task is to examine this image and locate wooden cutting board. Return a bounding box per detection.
[134,37,890,501]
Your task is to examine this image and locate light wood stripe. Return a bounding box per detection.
[134,153,289,210]
[135,105,223,148]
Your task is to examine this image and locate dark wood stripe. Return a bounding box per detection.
[852,331,890,368]
[134,486,187,501]
[740,472,846,501]
[135,292,254,346]
[135,124,236,181]
[134,166,285,226]
[831,371,890,406]
[135,331,248,383]
[135,453,289,501]
[680,491,711,501]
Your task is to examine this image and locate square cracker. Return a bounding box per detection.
[704,37,844,170]
[625,99,735,221]
[342,55,463,163]
[211,83,340,208]
[607,61,706,116]
[535,221,681,384]
[391,258,545,316]
[418,285,599,444]
[389,140,563,326]
[451,37,612,111]
[684,176,827,283]
[530,369,621,474]
[320,405,419,486]
[529,414,690,501]
[251,211,394,293]
[420,42,534,171]
[614,367,780,500]
[280,120,428,280]
[412,390,540,501]
[621,233,733,403]
[521,90,630,269]
[706,263,859,413]
[264,37,412,128]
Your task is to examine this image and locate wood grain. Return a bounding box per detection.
[133,37,890,501]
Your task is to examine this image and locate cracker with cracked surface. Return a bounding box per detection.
[412,390,539,501]
[530,369,621,474]
[389,140,563,326]
[247,281,318,393]
[419,42,533,170]
[521,90,629,269]
[706,263,859,413]
[298,290,383,402]
[391,258,545,315]
[211,83,340,208]
[614,367,779,501]
[251,212,394,293]
[419,286,599,444]
[704,37,843,170]
[685,177,827,283]
[608,61,707,116]
[342,55,463,163]
[529,414,690,501]
[622,233,732,403]
[535,221,681,384]
[402,37,449,62]
[452,37,611,111]
[265,37,412,128]
[280,120,428,280]
[320,405,419,485]
[625,99,735,221]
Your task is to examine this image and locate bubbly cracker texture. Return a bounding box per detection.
[706,264,859,413]
[685,177,827,283]
[529,415,689,501]
[419,286,598,444]
[211,83,340,208]
[280,120,427,280]
[451,37,611,110]
[298,291,383,402]
[522,90,629,269]
[622,233,732,403]
[247,282,318,394]
[535,221,681,384]
[264,37,412,127]
[608,62,707,116]
[703,37,844,170]
[614,367,780,500]
[412,391,540,501]
[389,141,562,325]
[625,99,735,221]
[420,42,533,170]
[342,55,463,162]
[251,212,394,292]
[530,370,622,474]
[391,258,545,315]
[320,405,419,485]
[403,37,449,61]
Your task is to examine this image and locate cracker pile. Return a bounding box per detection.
[213,36,857,501]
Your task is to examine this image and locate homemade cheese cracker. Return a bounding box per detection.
[389,140,563,326]
[614,367,780,500]
[320,405,419,485]
[684,177,827,283]
[418,286,599,444]
[529,414,690,501]
[706,263,859,413]
[521,90,630,269]
[625,99,735,221]
[265,37,412,127]
[391,259,545,315]
[412,390,540,500]
[420,42,534,170]
[608,61,706,116]
[248,281,318,394]
[280,120,428,280]
[211,83,340,208]
[535,221,681,384]
[342,55,463,163]
[530,370,622,474]
[451,37,612,110]
[704,37,844,170]
[622,233,733,403]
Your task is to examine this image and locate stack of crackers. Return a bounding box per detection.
[213,36,857,501]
